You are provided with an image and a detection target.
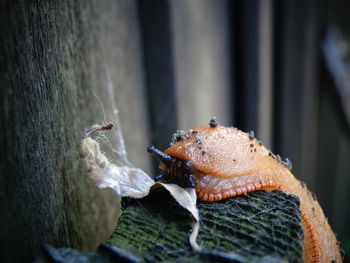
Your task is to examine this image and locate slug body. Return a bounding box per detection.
[148,125,341,263]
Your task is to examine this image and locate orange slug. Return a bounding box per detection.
[147,122,342,263]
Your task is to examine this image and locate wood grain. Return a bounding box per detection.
[0,1,150,262]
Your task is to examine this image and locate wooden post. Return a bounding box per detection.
[0,1,150,262]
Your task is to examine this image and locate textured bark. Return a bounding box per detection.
[0,1,150,262]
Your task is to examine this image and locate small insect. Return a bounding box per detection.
[148,119,341,263]
[82,122,114,138]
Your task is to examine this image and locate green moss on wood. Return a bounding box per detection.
[108,189,304,263]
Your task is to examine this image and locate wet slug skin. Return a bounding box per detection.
[148,119,342,263]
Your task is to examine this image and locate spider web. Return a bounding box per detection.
[108,189,304,263]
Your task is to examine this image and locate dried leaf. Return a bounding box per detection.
[80,137,154,199]
[80,127,201,251]
[159,183,201,252]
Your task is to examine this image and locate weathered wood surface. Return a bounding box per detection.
[34,190,304,263]
[108,190,303,263]
[138,0,178,152]
[273,1,350,251]
[0,1,150,262]
[273,0,319,191]
[0,0,349,261]
[171,0,232,129]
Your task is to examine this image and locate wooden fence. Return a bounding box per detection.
[1,0,350,262]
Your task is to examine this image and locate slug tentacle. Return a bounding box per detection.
[147,146,172,165]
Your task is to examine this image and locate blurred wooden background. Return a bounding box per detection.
[1,0,350,262]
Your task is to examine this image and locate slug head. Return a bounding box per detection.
[147,146,196,188]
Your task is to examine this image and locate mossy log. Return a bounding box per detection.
[36,189,304,263]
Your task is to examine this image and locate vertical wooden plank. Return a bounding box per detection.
[138,0,178,151]
[320,0,350,251]
[273,1,350,252]
[232,0,259,133]
[257,0,273,147]
[232,0,272,144]
[315,82,340,219]
[332,132,350,247]
[170,0,232,129]
[297,0,320,192]
[321,50,350,259]
[272,0,319,189]
[0,1,150,262]
[273,0,304,179]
